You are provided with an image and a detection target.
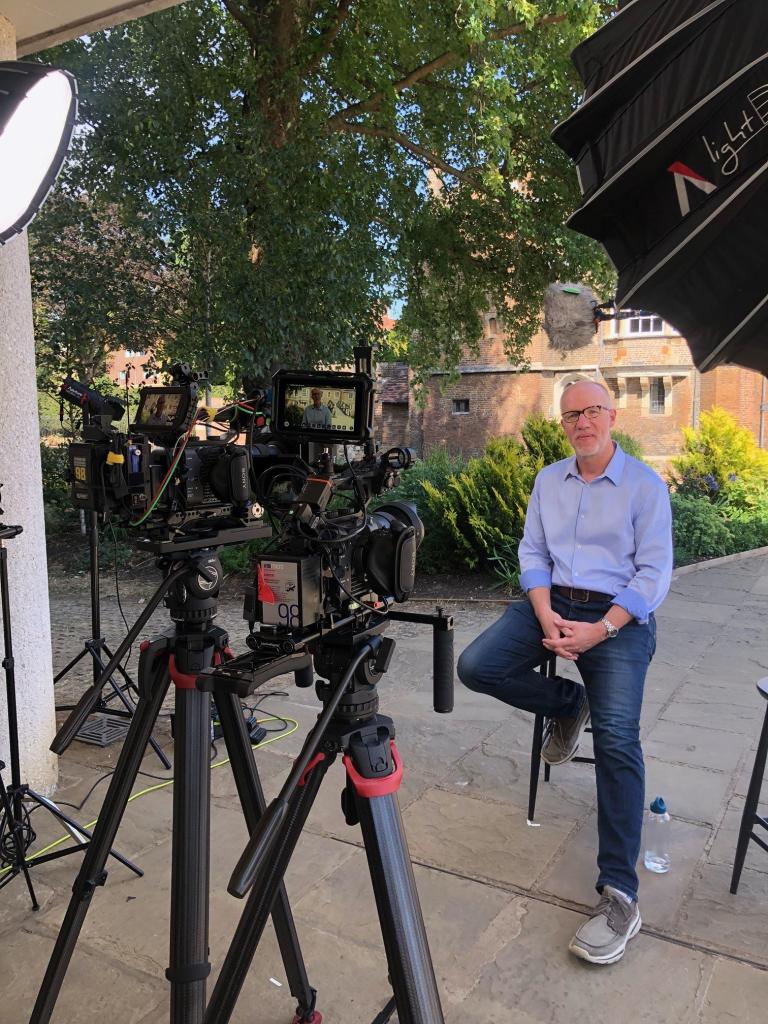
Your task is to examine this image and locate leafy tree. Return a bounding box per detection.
[30,191,181,392]
[36,0,615,390]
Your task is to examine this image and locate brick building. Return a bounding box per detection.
[377,312,768,468]
[107,347,161,387]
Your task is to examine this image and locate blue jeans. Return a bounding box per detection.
[457,592,656,902]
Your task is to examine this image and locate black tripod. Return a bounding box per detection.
[0,512,141,911]
[197,608,454,1024]
[31,532,320,1024]
[54,508,171,769]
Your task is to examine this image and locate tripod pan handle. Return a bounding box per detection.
[228,798,289,899]
[433,625,454,713]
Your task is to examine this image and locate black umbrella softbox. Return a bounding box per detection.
[553,0,768,374]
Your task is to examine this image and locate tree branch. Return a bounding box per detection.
[327,13,568,126]
[333,122,476,183]
[306,0,353,74]
[222,1,260,44]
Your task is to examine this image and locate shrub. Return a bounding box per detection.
[670,494,733,566]
[669,407,768,504]
[611,429,644,460]
[521,415,572,467]
[423,437,535,572]
[219,537,273,575]
[372,447,467,574]
[422,416,575,586]
[40,440,76,532]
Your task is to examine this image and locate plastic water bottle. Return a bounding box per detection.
[644,795,671,873]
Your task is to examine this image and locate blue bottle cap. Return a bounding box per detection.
[650,796,667,814]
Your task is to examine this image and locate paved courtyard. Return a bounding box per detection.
[1,552,768,1022]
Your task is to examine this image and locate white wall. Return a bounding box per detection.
[0,13,58,792]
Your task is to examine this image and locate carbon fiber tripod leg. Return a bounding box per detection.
[350,746,444,1024]
[214,692,318,1020]
[203,748,331,1024]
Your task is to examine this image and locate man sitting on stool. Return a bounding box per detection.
[458,379,672,965]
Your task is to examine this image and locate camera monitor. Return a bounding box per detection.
[271,370,374,444]
[134,385,198,441]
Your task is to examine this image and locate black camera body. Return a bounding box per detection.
[61,352,424,630]
[64,363,262,527]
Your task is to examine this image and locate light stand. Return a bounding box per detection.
[0,497,141,911]
[53,507,171,769]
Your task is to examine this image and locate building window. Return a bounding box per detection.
[627,314,664,335]
[452,399,470,414]
[650,377,666,414]
[487,317,497,337]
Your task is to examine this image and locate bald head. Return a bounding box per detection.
[560,379,613,414]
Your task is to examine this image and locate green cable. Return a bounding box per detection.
[0,715,299,875]
[129,441,188,527]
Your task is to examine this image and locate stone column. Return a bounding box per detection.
[0,13,58,792]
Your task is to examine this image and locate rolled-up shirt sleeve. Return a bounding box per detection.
[611,479,673,623]
[518,475,553,592]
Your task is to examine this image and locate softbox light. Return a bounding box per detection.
[0,61,78,245]
[552,0,768,376]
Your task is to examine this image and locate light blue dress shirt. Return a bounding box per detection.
[518,444,673,623]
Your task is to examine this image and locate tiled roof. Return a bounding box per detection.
[377,363,409,403]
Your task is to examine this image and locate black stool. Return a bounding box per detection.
[730,677,768,894]
[528,656,595,822]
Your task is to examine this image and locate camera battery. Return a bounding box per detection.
[254,555,323,628]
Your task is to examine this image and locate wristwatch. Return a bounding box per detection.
[601,617,619,639]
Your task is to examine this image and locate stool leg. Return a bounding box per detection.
[731,705,768,894]
[529,714,544,821]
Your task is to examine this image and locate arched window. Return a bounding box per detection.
[554,373,592,417]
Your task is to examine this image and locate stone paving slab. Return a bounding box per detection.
[401,787,577,889]
[446,898,708,1024]
[538,811,711,931]
[700,958,768,1024]
[676,861,768,966]
[644,756,731,826]
[642,719,751,773]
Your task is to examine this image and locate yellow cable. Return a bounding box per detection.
[0,716,299,874]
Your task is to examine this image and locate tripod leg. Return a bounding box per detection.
[167,685,212,1024]
[348,739,444,1024]
[30,664,171,1024]
[203,744,331,1024]
[0,765,39,910]
[215,693,318,1021]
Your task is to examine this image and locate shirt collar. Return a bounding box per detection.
[564,443,626,484]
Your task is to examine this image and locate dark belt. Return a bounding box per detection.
[552,585,614,603]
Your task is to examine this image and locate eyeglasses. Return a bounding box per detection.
[561,404,610,426]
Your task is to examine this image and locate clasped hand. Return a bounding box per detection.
[541,612,604,661]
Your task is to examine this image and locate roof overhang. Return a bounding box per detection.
[1,2,187,56]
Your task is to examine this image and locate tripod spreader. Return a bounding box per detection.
[227,637,380,898]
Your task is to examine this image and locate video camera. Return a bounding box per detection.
[60,349,425,633]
